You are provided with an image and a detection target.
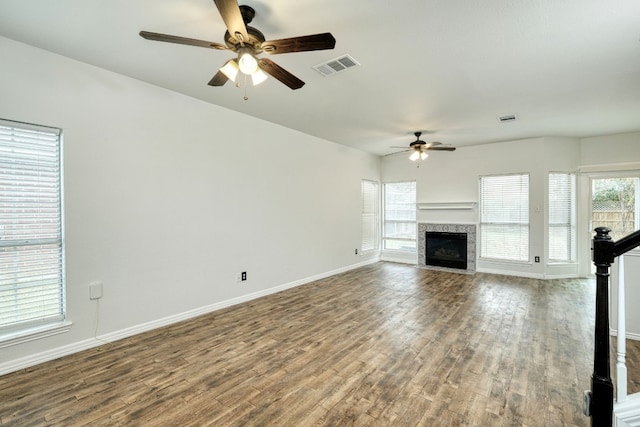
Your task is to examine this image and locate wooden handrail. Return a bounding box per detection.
[588,227,615,426]
[587,227,640,426]
[614,228,640,257]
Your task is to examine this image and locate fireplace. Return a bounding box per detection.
[425,231,468,270]
[418,223,476,273]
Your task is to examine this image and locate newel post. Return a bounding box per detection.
[588,226,615,426]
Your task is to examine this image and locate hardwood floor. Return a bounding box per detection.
[0,262,635,426]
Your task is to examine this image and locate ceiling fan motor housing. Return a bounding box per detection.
[224,26,265,51]
[239,5,255,24]
[410,132,426,147]
[223,5,267,51]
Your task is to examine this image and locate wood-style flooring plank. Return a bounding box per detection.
[2,262,636,426]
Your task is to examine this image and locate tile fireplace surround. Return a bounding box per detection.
[418,223,477,273]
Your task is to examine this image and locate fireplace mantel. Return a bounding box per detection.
[417,202,477,210]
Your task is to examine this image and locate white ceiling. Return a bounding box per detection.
[1,0,639,156]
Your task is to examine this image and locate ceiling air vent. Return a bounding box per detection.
[313,54,360,77]
[498,114,518,123]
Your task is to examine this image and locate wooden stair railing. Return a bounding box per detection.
[587,227,640,426]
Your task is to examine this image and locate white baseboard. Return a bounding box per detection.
[476,267,545,279]
[380,256,417,264]
[610,329,640,341]
[0,258,379,376]
[543,273,580,279]
[615,392,640,426]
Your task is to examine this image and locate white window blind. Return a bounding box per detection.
[549,172,577,262]
[480,174,529,262]
[0,119,65,335]
[383,181,416,252]
[361,180,379,253]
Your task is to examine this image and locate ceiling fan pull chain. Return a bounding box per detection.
[243,73,249,100]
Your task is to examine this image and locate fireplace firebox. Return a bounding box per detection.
[425,231,468,270]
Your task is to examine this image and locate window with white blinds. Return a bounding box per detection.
[361,180,379,253]
[479,173,530,262]
[383,181,416,252]
[549,172,577,262]
[0,119,65,335]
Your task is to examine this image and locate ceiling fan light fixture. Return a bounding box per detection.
[238,48,259,75]
[251,68,268,85]
[409,147,429,161]
[219,59,239,82]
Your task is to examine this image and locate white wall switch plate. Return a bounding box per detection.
[89,282,103,300]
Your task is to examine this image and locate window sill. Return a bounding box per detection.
[417,202,477,210]
[0,321,73,349]
[547,261,578,266]
[478,257,531,265]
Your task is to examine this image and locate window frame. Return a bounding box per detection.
[479,173,530,263]
[382,181,417,253]
[361,179,380,254]
[548,172,577,263]
[0,118,67,344]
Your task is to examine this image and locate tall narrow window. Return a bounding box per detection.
[480,173,529,262]
[0,119,65,335]
[591,177,639,242]
[383,181,416,252]
[361,180,379,253]
[549,172,577,262]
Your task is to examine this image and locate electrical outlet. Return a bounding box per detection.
[89,282,103,300]
[241,271,247,281]
[534,256,540,263]
[355,249,358,255]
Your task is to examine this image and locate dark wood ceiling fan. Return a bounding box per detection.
[139,0,336,90]
[388,132,456,160]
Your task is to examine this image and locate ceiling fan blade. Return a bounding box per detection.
[425,141,442,147]
[426,146,456,151]
[384,150,411,157]
[261,33,336,54]
[139,31,228,50]
[213,0,249,44]
[208,70,229,86]
[258,58,305,90]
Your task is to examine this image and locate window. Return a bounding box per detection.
[361,180,379,253]
[383,181,416,252]
[479,173,529,262]
[0,119,65,336]
[591,176,639,242]
[549,172,576,262]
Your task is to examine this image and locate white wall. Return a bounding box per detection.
[0,37,380,372]
[580,132,640,169]
[382,137,581,278]
[2,33,639,370]
[383,130,640,282]
[580,132,640,339]
[576,133,640,276]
